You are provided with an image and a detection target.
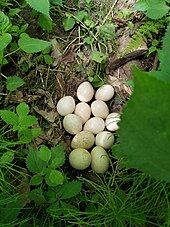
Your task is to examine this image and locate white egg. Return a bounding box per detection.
[77,81,94,102]
[69,148,92,170]
[63,114,82,135]
[57,96,75,116]
[74,102,91,124]
[84,117,105,134]
[95,84,114,101]
[91,100,109,119]
[91,146,109,173]
[95,131,115,149]
[71,131,95,149]
[105,113,120,131]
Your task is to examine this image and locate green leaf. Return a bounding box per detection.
[0,151,14,164]
[85,203,96,212]
[50,0,63,6]
[88,74,104,88]
[18,33,51,53]
[30,174,43,185]
[158,25,170,78]
[44,189,57,203]
[49,145,65,169]
[38,14,53,32]
[38,145,51,162]
[63,15,76,31]
[25,0,50,18]
[18,128,34,143]
[46,201,62,216]
[26,149,47,174]
[59,181,82,199]
[6,76,25,91]
[31,127,41,138]
[29,189,46,204]
[45,169,64,186]
[18,128,39,143]
[0,200,22,224]
[75,10,88,22]
[19,115,37,128]
[118,67,170,182]
[135,0,169,19]
[16,102,29,117]
[60,201,78,214]
[8,8,21,17]
[0,11,11,33]
[0,110,18,126]
[90,51,107,63]
[0,33,12,51]
[43,54,52,64]
[97,23,115,41]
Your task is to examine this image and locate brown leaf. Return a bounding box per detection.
[34,106,58,123]
[51,39,62,67]
[61,45,76,65]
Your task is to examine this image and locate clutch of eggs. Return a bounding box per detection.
[56,81,120,173]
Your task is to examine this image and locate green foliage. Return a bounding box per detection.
[0,102,40,143]
[115,26,170,182]
[38,14,53,32]
[0,193,22,225]
[45,169,64,186]
[125,20,165,54]
[0,33,12,51]
[58,181,82,200]
[0,150,14,165]
[135,0,170,19]
[63,13,76,31]
[29,188,46,204]
[49,145,65,168]
[0,11,11,34]
[50,0,63,6]
[6,76,25,91]
[26,144,65,186]
[96,23,115,41]
[18,33,51,53]
[61,175,170,226]
[25,0,50,18]
[0,11,11,55]
[90,50,107,63]
[26,144,83,208]
[26,148,47,174]
[158,25,170,78]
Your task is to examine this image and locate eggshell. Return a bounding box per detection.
[71,131,95,149]
[105,113,120,131]
[63,114,82,135]
[69,148,91,170]
[91,100,109,119]
[77,81,94,102]
[95,84,114,101]
[84,117,105,134]
[91,146,109,173]
[74,102,91,124]
[95,131,115,149]
[57,96,75,116]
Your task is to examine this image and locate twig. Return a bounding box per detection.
[101,0,119,26]
[152,52,159,70]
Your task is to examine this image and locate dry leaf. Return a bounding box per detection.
[34,106,58,123]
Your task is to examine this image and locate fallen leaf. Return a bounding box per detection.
[51,39,62,67]
[34,106,58,123]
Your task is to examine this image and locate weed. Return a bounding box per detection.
[124,19,166,55]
